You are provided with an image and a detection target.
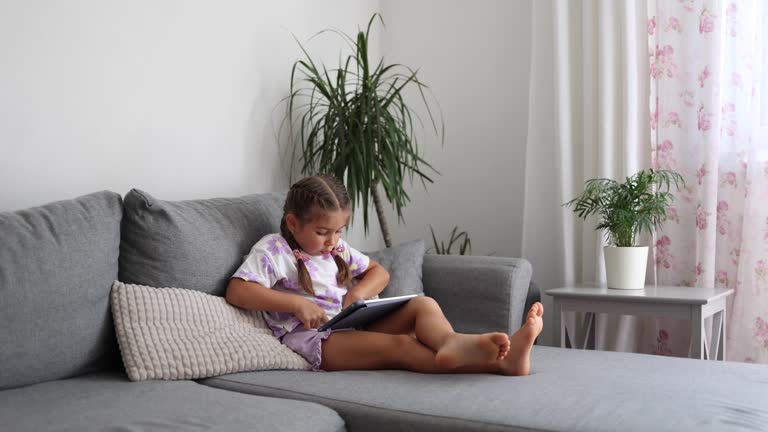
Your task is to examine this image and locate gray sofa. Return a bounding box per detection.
[1,190,767,432]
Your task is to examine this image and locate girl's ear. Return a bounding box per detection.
[285,213,299,234]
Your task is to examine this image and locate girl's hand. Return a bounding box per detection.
[293,298,329,330]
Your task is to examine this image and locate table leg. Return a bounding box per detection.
[703,319,710,360]
[722,307,727,360]
[690,306,704,359]
[582,312,595,350]
[712,309,725,361]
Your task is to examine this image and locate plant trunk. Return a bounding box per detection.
[371,179,392,248]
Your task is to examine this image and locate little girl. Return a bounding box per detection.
[226,174,544,375]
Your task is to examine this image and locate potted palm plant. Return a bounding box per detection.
[564,169,684,289]
[282,13,443,248]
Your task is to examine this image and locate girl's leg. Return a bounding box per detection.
[365,296,453,346]
[321,303,544,375]
[364,296,510,369]
[320,330,441,373]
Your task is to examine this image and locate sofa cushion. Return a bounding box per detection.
[0,191,123,390]
[0,371,345,432]
[366,239,425,298]
[111,281,309,381]
[200,346,768,432]
[119,189,284,296]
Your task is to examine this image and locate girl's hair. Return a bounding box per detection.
[280,174,352,296]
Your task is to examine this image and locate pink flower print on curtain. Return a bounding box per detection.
[698,66,711,88]
[679,0,697,13]
[666,16,682,33]
[730,248,741,266]
[716,201,731,235]
[716,270,729,288]
[755,260,768,288]
[655,235,674,269]
[665,112,682,127]
[667,208,680,224]
[755,317,768,351]
[722,103,738,138]
[648,0,766,363]
[653,329,674,356]
[692,262,705,286]
[696,164,708,185]
[651,45,678,79]
[697,104,712,132]
[653,139,678,170]
[680,89,695,108]
[696,205,710,230]
[698,6,715,34]
[721,171,738,188]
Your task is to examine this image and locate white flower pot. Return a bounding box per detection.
[604,246,648,290]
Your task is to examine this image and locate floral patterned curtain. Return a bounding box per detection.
[648,0,766,362]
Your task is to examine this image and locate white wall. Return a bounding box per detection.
[0,0,381,249]
[379,0,532,258]
[0,1,534,256]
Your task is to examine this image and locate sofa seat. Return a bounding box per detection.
[200,346,768,432]
[0,371,345,432]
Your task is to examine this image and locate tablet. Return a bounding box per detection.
[318,294,418,331]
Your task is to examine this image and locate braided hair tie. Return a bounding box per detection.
[322,245,345,257]
[293,249,310,263]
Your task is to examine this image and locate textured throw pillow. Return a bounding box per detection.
[110,281,310,381]
[366,239,425,298]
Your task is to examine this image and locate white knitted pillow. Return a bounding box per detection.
[110,281,310,381]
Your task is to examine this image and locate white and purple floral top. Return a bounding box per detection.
[232,233,370,338]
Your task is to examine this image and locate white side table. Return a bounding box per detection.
[546,285,734,360]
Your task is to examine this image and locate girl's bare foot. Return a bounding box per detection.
[435,332,510,369]
[498,302,544,376]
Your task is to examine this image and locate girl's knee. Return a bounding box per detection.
[412,295,440,311]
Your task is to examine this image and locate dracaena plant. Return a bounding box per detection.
[281,13,443,248]
[428,225,472,255]
[564,169,685,247]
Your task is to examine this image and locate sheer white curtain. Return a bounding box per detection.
[522,0,650,348]
[648,0,766,362]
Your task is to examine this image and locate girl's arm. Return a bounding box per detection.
[226,278,328,328]
[342,259,390,308]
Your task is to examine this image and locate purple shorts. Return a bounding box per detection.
[280,327,351,371]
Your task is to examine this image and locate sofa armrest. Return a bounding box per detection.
[422,255,532,335]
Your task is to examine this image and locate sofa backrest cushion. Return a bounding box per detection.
[366,239,425,298]
[119,189,284,296]
[0,191,123,389]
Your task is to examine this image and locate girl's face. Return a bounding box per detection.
[287,209,350,255]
